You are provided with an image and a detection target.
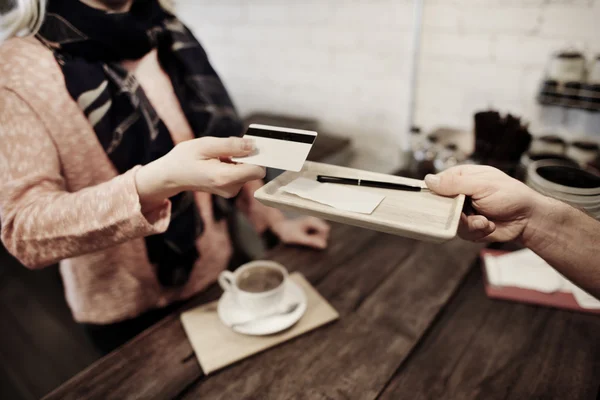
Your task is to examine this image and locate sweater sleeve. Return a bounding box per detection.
[0,88,172,269]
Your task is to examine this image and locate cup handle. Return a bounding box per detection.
[218,271,235,292]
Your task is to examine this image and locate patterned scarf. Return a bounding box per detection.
[37,0,244,287]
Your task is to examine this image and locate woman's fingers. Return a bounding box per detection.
[291,233,328,249]
[225,163,266,183]
[272,218,330,250]
[214,163,266,191]
[195,136,256,158]
[301,216,330,233]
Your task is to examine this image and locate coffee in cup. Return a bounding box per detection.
[236,265,285,293]
[218,261,288,317]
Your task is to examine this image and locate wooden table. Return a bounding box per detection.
[44,224,600,400]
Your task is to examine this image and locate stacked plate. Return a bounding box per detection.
[526,159,600,219]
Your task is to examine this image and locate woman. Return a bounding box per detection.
[0,0,330,353]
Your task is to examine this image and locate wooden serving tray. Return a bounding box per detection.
[254,162,464,243]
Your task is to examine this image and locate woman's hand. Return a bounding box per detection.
[270,216,330,250]
[135,137,265,211]
[235,180,330,250]
[425,165,546,243]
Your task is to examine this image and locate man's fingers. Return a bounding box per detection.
[425,165,495,197]
[457,213,496,241]
[483,221,522,243]
[425,171,483,197]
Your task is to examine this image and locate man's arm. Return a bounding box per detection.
[523,196,600,298]
[425,165,600,298]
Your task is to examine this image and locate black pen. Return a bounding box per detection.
[316,175,426,192]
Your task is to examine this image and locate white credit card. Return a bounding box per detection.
[231,124,317,172]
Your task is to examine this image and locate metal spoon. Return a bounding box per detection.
[231,303,300,329]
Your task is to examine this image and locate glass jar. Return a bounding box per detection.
[409,126,423,153]
[434,143,465,174]
[566,140,600,167]
[529,135,566,156]
[412,134,439,178]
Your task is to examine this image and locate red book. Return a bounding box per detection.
[480,249,600,315]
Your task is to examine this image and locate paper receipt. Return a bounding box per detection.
[484,249,563,293]
[281,177,385,214]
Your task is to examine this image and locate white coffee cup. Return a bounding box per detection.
[218,260,288,317]
[588,56,600,84]
[547,51,586,83]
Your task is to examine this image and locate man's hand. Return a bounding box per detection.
[425,165,547,243]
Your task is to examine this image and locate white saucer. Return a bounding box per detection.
[217,279,307,336]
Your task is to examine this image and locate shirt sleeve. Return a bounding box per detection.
[0,88,171,269]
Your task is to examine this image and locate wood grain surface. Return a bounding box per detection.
[380,265,600,400]
[180,273,339,375]
[44,223,600,400]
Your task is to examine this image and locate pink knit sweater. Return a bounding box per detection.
[0,38,238,324]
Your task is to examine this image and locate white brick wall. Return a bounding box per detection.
[419,0,600,137]
[177,0,600,170]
